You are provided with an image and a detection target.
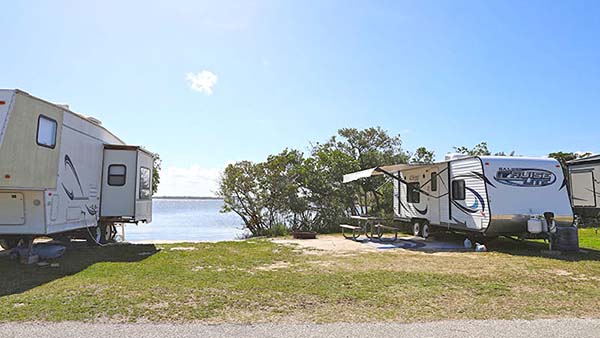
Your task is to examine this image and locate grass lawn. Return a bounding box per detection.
[0,229,599,323]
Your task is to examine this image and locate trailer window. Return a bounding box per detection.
[36,115,57,149]
[407,182,420,203]
[108,165,127,186]
[139,167,151,200]
[431,172,437,192]
[452,180,466,200]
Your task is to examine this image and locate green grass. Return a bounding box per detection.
[579,227,600,250]
[0,229,599,323]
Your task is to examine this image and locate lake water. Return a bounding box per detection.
[125,199,246,242]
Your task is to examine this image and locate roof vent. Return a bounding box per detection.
[87,116,102,125]
[56,104,70,110]
[444,153,469,161]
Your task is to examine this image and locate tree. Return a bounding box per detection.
[218,127,412,237]
[454,142,491,156]
[299,144,360,232]
[411,147,435,164]
[548,151,592,178]
[152,153,162,195]
[217,150,308,236]
[325,127,410,215]
[218,161,269,236]
[548,151,591,167]
[494,151,516,156]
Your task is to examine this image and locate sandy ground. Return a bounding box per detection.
[272,235,379,253]
[272,234,466,254]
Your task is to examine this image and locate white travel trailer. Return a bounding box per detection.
[0,89,153,249]
[567,154,600,219]
[343,155,574,239]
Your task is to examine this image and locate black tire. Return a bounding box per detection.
[0,238,21,250]
[85,225,107,246]
[421,223,430,239]
[412,221,421,237]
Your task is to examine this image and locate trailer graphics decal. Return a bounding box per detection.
[451,187,486,215]
[62,155,87,200]
[85,204,98,216]
[454,171,496,188]
[414,205,428,215]
[494,168,556,187]
[61,155,98,216]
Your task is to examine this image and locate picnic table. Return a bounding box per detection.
[340,216,400,242]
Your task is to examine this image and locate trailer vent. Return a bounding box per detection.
[87,117,102,125]
[445,153,470,161]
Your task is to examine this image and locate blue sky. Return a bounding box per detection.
[1,1,599,195]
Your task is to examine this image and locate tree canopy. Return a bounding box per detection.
[218,127,411,236]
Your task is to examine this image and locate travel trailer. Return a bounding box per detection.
[343,155,574,239]
[0,89,153,249]
[567,154,600,220]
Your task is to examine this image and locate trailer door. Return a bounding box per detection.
[100,148,137,217]
[134,149,153,223]
[427,170,441,224]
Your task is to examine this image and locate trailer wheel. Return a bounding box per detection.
[0,238,21,250]
[85,225,107,246]
[421,223,430,239]
[412,221,421,237]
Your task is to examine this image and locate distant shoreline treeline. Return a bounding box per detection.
[154,196,222,200]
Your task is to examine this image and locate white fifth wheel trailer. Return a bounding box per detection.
[0,89,153,249]
[567,154,600,220]
[343,155,574,240]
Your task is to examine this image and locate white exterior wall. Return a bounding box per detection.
[43,112,121,234]
[482,156,573,226]
[388,156,574,234]
[449,158,490,230]
[0,90,15,145]
[396,164,448,225]
[0,191,46,235]
[438,167,450,224]
[0,90,141,236]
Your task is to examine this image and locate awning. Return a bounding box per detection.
[342,164,425,183]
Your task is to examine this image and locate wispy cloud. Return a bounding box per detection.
[186,70,218,95]
[157,164,222,197]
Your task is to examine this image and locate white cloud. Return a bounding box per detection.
[157,164,222,197]
[186,70,218,95]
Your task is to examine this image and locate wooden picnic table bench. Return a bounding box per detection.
[371,223,400,242]
[340,224,363,240]
[342,216,401,242]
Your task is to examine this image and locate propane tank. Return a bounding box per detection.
[527,216,543,234]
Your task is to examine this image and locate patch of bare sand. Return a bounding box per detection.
[272,236,378,255]
[255,261,291,271]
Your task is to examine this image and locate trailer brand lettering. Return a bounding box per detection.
[494,168,556,187]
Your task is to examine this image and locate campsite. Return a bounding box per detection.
[1,231,600,323]
[0,90,599,338]
[2,1,600,337]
